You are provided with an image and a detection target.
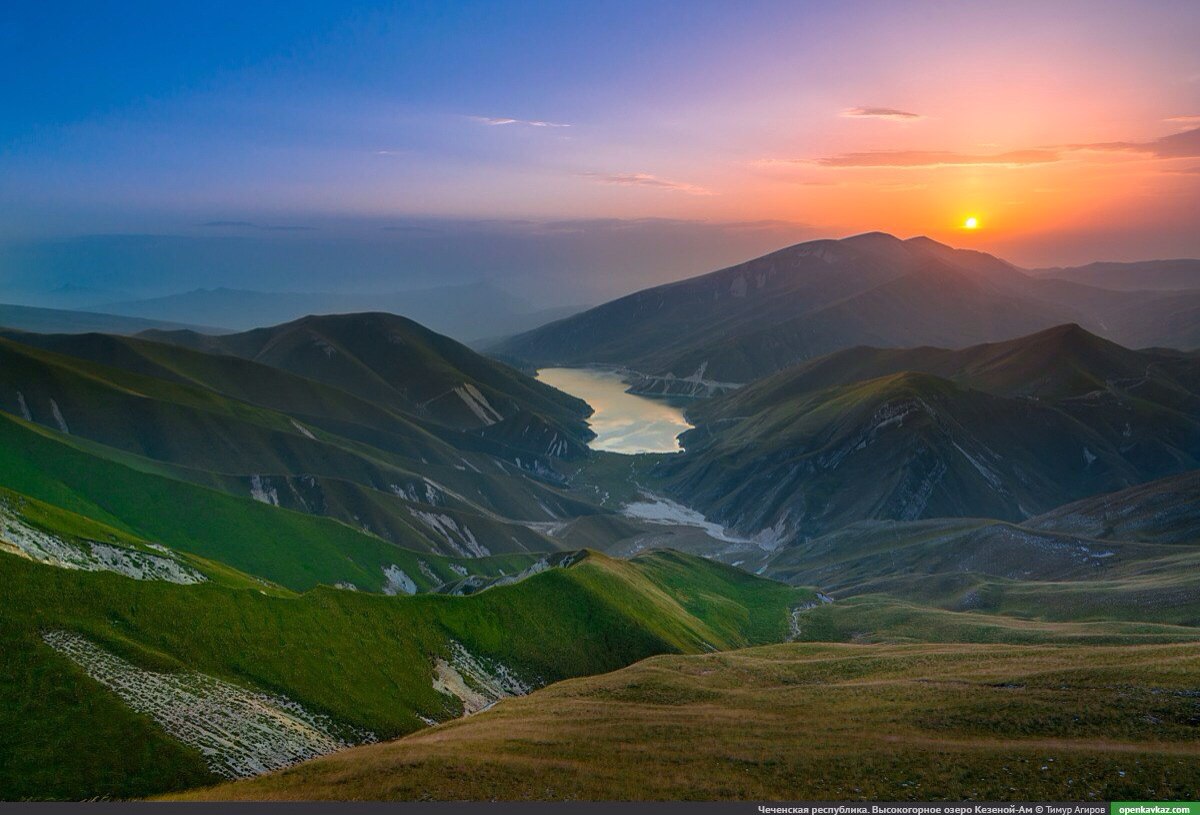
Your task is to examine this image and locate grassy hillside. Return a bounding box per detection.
[0,542,811,800]
[788,595,1200,645]
[141,311,593,450]
[175,639,1200,801]
[764,514,1200,600]
[0,412,549,591]
[0,330,609,557]
[1025,469,1200,544]
[666,371,1153,539]
[699,323,1179,406]
[662,327,1200,541]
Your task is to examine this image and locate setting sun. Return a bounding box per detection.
[963,216,979,230]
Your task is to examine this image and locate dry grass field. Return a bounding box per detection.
[172,640,1200,801]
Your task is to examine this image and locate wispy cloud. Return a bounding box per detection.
[759,148,1058,169]
[841,106,923,121]
[580,172,714,195]
[1165,114,1200,125]
[760,126,1200,171]
[538,217,795,233]
[201,220,315,232]
[1070,126,1200,159]
[379,224,442,233]
[469,115,570,128]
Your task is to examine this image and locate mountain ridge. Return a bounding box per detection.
[660,324,1200,542]
[492,233,1199,391]
[92,281,584,343]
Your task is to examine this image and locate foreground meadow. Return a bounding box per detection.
[173,639,1200,801]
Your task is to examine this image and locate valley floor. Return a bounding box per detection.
[170,639,1200,802]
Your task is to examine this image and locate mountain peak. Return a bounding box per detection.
[903,235,952,251]
[1019,322,1109,351]
[838,231,906,249]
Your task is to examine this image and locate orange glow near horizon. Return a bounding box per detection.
[655,140,1200,264]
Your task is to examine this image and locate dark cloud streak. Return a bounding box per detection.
[841,106,923,120]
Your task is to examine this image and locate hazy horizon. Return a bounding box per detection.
[3,1,1199,312]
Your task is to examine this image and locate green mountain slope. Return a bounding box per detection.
[762,517,1200,624]
[141,311,593,456]
[662,327,1200,541]
[0,535,810,800]
[666,372,1142,537]
[0,411,550,591]
[720,323,1167,402]
[1024,469,1200,543]
[0,329,607,556]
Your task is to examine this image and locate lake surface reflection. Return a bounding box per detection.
[536,367,693,454]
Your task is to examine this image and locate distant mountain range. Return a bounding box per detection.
[0,302,220,336]
[493,233,1200,394]
[1032,259,1200,291]
[88,281,584,343]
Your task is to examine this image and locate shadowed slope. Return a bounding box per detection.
[662,327,1200,540]
[143,312,592,446]
[493,234,1199,390]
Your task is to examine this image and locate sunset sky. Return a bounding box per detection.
[2,1,1198,303]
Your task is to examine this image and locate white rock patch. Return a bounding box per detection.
[417,559,441,584]
[16,391,32,421]
[381,564,417,595]
[408,510,490,557]
[49,398,70,434]
[0,503,204,584]
[622,493,763,547]
[430,640,533,717]
[952,441,1003,490]
[454,383,503,426]
[249,475,280,506]
[43,631,371,778]
[290,420,316,440]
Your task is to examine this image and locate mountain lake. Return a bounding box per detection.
[535,367,693,454]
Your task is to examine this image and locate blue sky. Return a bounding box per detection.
[2,1,1198,304]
